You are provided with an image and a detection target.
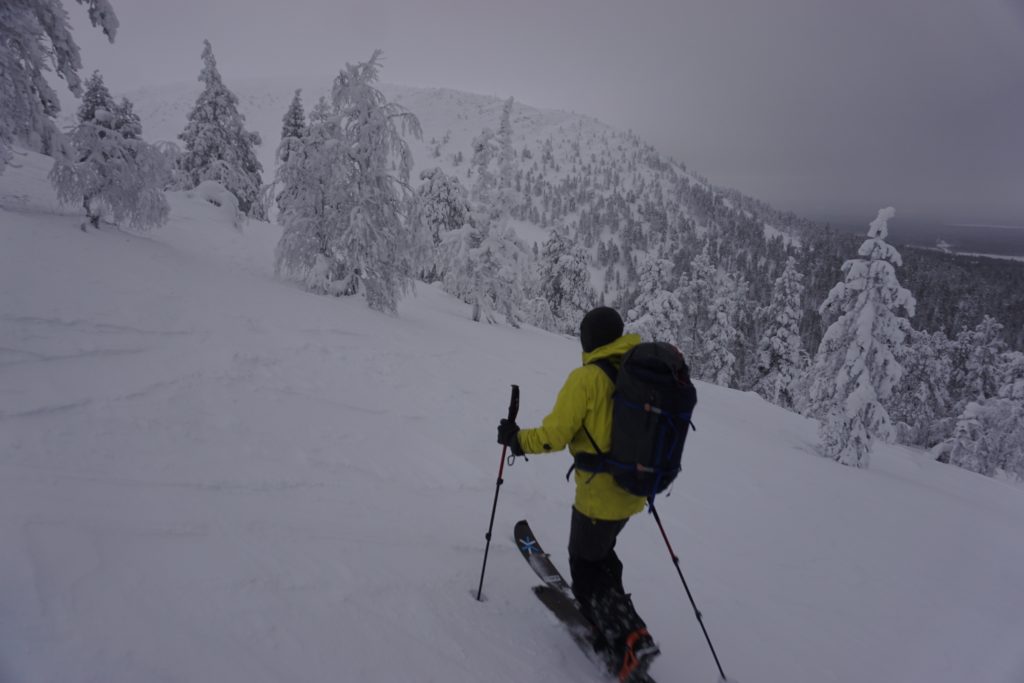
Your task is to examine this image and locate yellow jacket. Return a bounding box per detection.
[517,334,647,521]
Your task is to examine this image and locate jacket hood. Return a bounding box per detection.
[581,333,641,365]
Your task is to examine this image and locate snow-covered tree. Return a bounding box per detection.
[807,208,916,468]
[626,254,683,343]
[0,0,119,172]
[888,328,954,447]
[112,97,142,140]
[496,97,518,216]
[703,270,746,387]
[943,351,1024,479]
[75,69,114,123]
[439,218,526,326]
[49,71,168,230]
[754,256,806,408]
[277,89,306,164]
[470,127,499,210]
[538,228,594,333]
[275,51,422,314]
[413,168,471,247]
[678,245,716,374]
[274,89,307,214]
[947,397,1024,479]
[409,167,471,282]
[953,316,1007,409]
[177,40,265,219]
[281,90,306,141]
[273,98,338,291]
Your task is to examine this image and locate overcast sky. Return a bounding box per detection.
[69,0,1024,229]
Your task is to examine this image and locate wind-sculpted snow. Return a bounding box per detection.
[2,151,1023,683]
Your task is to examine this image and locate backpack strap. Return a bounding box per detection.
[590,358,617,385]
[566,426,606,481]
[565,358,620,482]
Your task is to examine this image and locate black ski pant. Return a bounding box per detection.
[567,506,628,608]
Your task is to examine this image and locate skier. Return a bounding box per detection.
[497,306,660,678]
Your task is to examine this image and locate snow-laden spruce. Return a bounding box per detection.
[807,208,916,468]
[0,0,118,172]
[274,90,306,215]
[703,269,746,387]
[411,167,472,283]
[430,97,532,327]
[954,315,1007,410]
[495,97,518,218]
[275,51,422,314]
[887,328,954,448]
[678,245,721,379]
[177,41,265,220]
[945,350,1024,480]
[538,228,594,333]
[754,256,806,408]
[470,126,499,215]
[278,90,307,164]
[943,340,1024,480]
[626,254,684,343]
[49,72,169,230]
[436,210,528,327]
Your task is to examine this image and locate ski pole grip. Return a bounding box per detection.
[507,384,520,422]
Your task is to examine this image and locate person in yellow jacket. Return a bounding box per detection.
[496,306,659,678]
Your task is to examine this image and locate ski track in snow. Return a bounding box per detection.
[2,149,1024,683]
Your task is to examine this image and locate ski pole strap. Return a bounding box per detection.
[507,452,529,467]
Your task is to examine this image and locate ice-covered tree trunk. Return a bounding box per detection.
[177,40,265,219]
[0,0,119,173]
[807,208,916,468]
[754,256,806,408]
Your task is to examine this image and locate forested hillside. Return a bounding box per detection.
[52,70,1022,480]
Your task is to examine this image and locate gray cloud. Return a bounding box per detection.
[71,0,1024,228]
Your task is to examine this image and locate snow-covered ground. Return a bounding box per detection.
[2,151,1024,683]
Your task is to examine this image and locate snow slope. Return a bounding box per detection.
[116,78,630,196]
[2,151,1024,683]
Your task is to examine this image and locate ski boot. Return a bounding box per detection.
[588,591,660,681]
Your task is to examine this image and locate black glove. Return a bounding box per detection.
[497,418,524,456]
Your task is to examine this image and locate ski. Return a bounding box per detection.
[514,519,572,594]
[514,519,657,683]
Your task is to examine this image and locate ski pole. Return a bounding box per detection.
[475,384,520,602]
[649,501,730,681]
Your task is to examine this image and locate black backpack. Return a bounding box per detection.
[575,342,697,499]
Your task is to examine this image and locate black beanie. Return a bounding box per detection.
[580,307,624,352]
